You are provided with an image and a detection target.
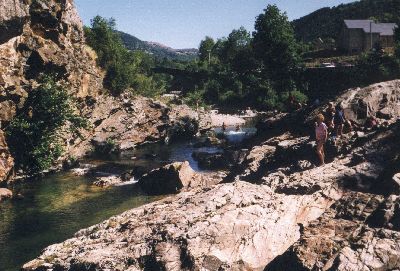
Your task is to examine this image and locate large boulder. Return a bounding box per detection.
[339,81,400,124]
[192,151,228,170]
[139,161,198,195]
[0,188,13,202]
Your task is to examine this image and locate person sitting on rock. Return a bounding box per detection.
[235,125,241,132]
[315,114,328,166]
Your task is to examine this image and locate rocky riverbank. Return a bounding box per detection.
[23,80,400,270]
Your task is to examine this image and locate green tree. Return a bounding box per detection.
[84,17,126,69]
[199,36,215,63]
[85,16,167,97]
[252,5,300,90]
[221,27,251,62]
[6,75,87,173]
[85,16,135,94]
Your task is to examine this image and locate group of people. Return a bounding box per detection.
[314,102,347,166]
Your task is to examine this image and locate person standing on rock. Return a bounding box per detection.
[324,102,335,132]
[315,114,328,166]
[334,103,345,138]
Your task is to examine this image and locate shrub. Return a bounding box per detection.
[184,89,206,109]
[281,90,308,104]
[6,75,87,173]
[93,137,118,156]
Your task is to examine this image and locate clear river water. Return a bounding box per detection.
[0,125,256,271]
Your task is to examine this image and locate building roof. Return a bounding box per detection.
[344,20,397,36]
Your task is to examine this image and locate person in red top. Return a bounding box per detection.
[315,114,328,166]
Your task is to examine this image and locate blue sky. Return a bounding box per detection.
[75,0,356,49]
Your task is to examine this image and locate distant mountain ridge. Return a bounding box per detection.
[117,31,198,61]
[292,0,400,42]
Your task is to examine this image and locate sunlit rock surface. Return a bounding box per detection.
[23,80,400,270]
[0,188,13,202]
[23,180,341,271]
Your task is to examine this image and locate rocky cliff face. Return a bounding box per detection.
[0,0,103,183]
[22,80,400,270]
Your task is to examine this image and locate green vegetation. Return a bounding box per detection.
[356,49,400,83]
[6,75,87,174]
[176,5,305,110]
[82,3,399,110]
[83,8,307,110]
[94,138,118,156]
[253,5,301,90]
[84,16,167,96]
[293,0,400,43]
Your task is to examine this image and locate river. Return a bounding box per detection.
[0,124,256,271]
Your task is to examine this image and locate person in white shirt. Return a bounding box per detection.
[315,113,328,166]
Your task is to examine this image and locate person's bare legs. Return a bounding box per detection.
[338,124,343,136]
[316,142,325,165]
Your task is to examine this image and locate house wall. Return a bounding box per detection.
[363,32,380,51]
[380,35,395,48]
[338,23,396,53]
[342,28,365,53]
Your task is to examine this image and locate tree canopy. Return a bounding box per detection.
[253,5,300,89]
[198,36,215,63]
[84,16,166,96]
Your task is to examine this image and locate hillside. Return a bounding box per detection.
[117,31,198,61]
[293,0,400,42]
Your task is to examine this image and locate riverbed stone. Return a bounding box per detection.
[93,175,124,188]
[139,161,200,195]
[192,151,228,170]
[0,188,13,201]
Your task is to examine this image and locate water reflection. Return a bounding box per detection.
[0,173,162,271]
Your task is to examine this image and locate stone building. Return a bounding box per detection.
[339,19,397,54]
